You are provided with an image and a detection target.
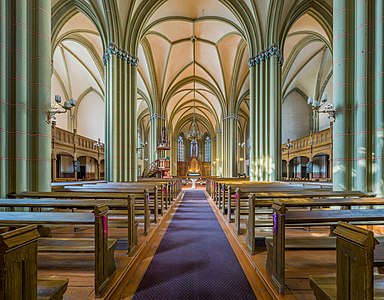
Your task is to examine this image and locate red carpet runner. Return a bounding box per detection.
[133,189,257,299]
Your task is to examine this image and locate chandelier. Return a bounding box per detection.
[186,23,203,141]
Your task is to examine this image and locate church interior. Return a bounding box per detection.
[1,0,384,299]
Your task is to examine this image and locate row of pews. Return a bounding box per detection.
[207,178,384,298]
[0,178,182,299]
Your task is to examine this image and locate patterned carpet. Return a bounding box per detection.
[133,189,257,300]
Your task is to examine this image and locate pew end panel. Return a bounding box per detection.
[93,204,111,297]
[0,225,69,300]
[310,222,380,300]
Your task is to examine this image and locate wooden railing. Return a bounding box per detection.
[52,127,104,160]
[282,126,332,161]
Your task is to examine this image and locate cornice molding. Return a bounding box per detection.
[248,43,284,67]
[103,42,139,67]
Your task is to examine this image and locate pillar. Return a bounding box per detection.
[354,0,373,191]
[216,129,223,176]
[104,42,138,182]
[249,44,283,182]
[374,0,384,195]
[222,114,238,177]
[0,0,51,197]
[333,1,379,193]
[171,136,177,176]
[211,137,217,176]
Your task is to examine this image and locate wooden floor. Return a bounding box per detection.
[32,185,384,299]
[33,192,181,299]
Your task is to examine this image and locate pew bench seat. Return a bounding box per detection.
[38,237,117,274]
[310,275,384,300]
[37,278,69,300]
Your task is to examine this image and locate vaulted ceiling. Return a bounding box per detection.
[51,0,333,142]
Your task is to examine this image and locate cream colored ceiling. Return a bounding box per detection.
[282,13,333,140]
[51,0,333,142]
[136,0,250,136]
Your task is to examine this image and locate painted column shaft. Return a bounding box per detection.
[128,63,138,181]
[354,0,372,191]
[149,117,159,163]
[15,0,27,192]
[0,0,7,197]
[105,55,138,182]
[249,66,257,181]
[249,53,282,182]
[374,0,384,195]
[0,0,51,197]
[34,0,52,192]
[333,0,354,190]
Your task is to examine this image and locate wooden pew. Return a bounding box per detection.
[0,197,136,255]
[245,191,375,252]
[16,190,148,237]
[57,187,156,232]
[270,202,384,294]
[0,205,112,296]
[227,184,332,227]
[310,222,384,299]
[83,181,172,212]
[0,225,69,300]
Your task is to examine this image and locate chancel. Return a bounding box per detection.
[1,0,384,299]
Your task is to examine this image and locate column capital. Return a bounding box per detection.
[103,42,139,67]
[248,43,284,67]
[222,113,239,121]
[150,113,166,121]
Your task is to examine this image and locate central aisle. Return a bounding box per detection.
[133,189,256,300]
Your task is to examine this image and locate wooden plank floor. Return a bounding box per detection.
[217,197,384,299]
[34,193,181,299]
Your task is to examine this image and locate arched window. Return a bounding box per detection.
[178,136,184,162]
[204,136,211,162]
[191,140,198,158]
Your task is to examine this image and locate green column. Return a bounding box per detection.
[230,116,238,177]
[374,0,384,195]
[104,44,138,182]
[33,0,51,192]
[333,0,354,191]
[354,0,373,191]
[211,137,217,176]
[249,49,282,182]
[222,116,237,177]
[149,115,162,163]
[216,128,223,176]
[171,135,177,176]
[0,0,7,197]
[14,0,27,193]
[128,63,138,181]
[249,66,257,181]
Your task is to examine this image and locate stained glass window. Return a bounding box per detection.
[205,136,211,162]
[178,136,184,162]
[191,139,198,158]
